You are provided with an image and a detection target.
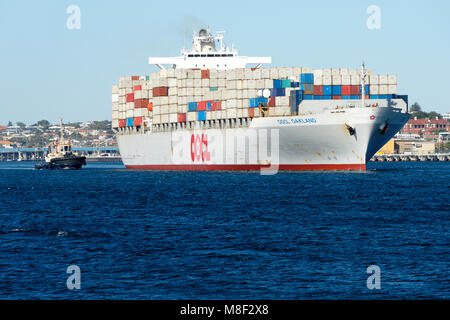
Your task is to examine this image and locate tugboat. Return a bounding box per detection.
[35,120,86,170]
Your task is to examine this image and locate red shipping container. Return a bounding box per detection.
[332,96,342,100]
[215,101,222,110]
[147,102,153,111]
[197,101,207,111]
[126,93,134,102]
[268,97,276,107]
[177,113,186,122]
[119,119,126,128]
[201,70,210,79]
[350,85,360,95]
[133,85,142,91]
[248,108,254,118]
[313,85,323,95]
[134,117,143,126]
[131,76,139,81]
[341,85,351,95]
[135,99,149,108]
[152,87,168,97]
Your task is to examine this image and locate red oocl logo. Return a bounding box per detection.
[191,134,211,163]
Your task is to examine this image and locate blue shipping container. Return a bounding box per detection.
[323,85,332,96]
[300,84,314,92]
[270,88,286,97]
[273,79,283,88]
[300,73,314,84]
[342,95,351,99]
[197,111,206,121]
[304,95,313,100]
[360,85,370,94]
[127,118,134,127]
[332,85,342,95]
[188,102,197,112]
[207,102,212,111]
[350,95,360,100]
[370,95,379,99]
[323,95,332,100]
[296,90,304,105]
[314,96,322,100]
[291,82,300,88]
[249,97,268,107]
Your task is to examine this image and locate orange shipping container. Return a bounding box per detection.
[147,102,153,111]
[133,85,142,91]
[153,87,168,97]
[201,70,210,79]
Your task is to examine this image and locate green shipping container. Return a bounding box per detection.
[146,76,150,81]
[209,87,218,91]
[281,79,291,88]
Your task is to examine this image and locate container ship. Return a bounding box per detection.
[112,29,410,172]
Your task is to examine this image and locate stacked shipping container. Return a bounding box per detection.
[112,67,399,129]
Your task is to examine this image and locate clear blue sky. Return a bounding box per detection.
[1,0,449,124]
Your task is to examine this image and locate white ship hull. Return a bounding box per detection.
[117,105,409,171]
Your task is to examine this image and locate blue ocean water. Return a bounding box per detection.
[0,161,448,300]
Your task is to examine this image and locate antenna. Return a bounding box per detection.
[361,62,367,108]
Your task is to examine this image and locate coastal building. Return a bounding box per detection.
[396,140,436,155]
[443,112,450,120]
[400,117,449,138]
[0,141,16,149]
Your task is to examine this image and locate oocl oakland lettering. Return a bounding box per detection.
[190,134,211,162]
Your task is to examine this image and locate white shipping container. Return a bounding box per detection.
[210,78,218,87]
[112,119,119,128]
[379,75,388,85]
[202,79,209,87]
[112,94,119,103]
[244,69,253,80]
[169,103,178,113]
[261,69,270,79]
[370,85,379,94]
[168,78,177,87]
[351,75,360,85]
[153,115,161,124]
[379,85,388,95]
[332,75,342,85]
[341,75,351,85]
[187,112,196,121]
[227,108,237,118]
[194,88,202,96]
[388,85,397,94]
[126,110,134,118]
[153,106,160,115]
[331,69,340,77]
[168,99,177,108]
[370,75,379,85]
[275,96,289,106]
[112,111,119,119]
[160,105,169,114]
[270,68,279,79]
[323,76,332,86]
[388,75,397,85]
[314,76,323,85]
[169,113,178,123]
[161,114,169,123]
